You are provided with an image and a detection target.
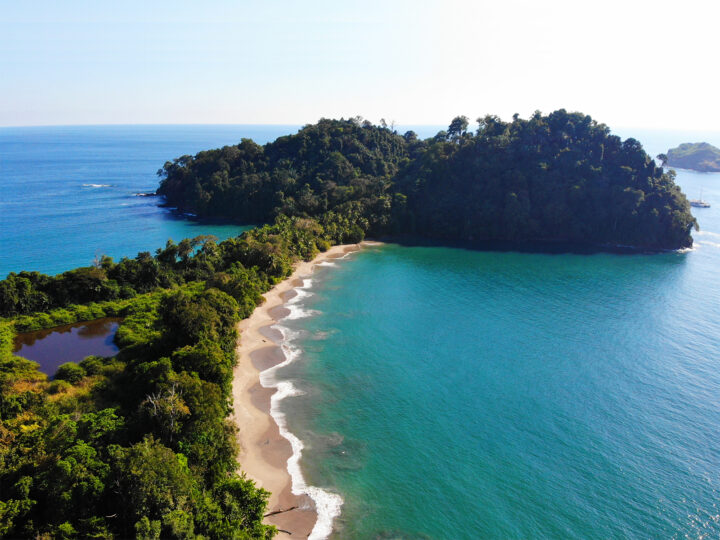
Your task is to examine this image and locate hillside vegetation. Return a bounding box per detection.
[665,142,720,173]
[0,110,700,539]
[158,111,697,250]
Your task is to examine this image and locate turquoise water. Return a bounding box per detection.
[273,133,720,538]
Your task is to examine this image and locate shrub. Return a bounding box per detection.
[54,362,85,384]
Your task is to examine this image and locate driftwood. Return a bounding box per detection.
[264,505,298,517]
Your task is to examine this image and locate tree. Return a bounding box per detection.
[448,115,469,141]
[109,436,197,534]
[141,383,190,443]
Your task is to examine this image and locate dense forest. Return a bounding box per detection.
[0,218,338,539]
[158,111,697,250]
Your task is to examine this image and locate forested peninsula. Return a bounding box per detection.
[158,110,696,250]
[0,220,341,538]
[0,111,698,539]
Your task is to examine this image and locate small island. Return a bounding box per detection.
[663,142,720,172]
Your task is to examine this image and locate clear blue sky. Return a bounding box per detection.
[1,0,717,129]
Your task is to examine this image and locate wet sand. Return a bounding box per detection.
[232,242,372,537]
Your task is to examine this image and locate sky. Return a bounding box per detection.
[1,0,719,129]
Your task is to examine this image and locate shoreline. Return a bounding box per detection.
[232,241,376,538]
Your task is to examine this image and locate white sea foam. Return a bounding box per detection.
[696,230,720,239]
[284,304,320,320]
[283,280,319,320]
[317,261,338,267]
[272,324,302,344]
[82,183,111,188]
[257,274,344,539]
[698,241,720,249]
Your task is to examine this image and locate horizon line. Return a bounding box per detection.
[1,121,719,134]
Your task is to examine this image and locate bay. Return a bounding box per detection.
[274,130,720,538]
[0,124,440,277]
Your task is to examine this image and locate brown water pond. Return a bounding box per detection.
[14,317,121,376]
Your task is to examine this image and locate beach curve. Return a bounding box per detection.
[232,242,374,538]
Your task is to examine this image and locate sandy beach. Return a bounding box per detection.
[232,242,371,537]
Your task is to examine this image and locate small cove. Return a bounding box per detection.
[14,318,121,376]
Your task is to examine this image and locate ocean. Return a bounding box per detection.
[0,125,298,277]
[2,125,720,538]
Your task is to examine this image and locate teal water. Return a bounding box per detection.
[272,133,720,538]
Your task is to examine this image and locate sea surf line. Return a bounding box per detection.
[261,249,358,538]
[233,245,364,538]
[261,277,344,539]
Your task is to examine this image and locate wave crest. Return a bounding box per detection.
[259,275,343,539]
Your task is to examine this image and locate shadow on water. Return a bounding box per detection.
[14,318,121,377]
[376,234,689,256]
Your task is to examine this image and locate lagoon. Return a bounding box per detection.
[14,318,121,376]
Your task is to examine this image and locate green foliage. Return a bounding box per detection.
[0,219,326,536]
[1,217,334,320]
[666,141,720,172]
[78,356,104,376]
[0,321,46,419]
[157,118,407,224]
[158,113,696,250]
[0,111,698,538]
[110,436,197,528]
[54,362,85,384]
[392,111,697,249]
[1,285,275,537]
[135,516,162,540]
[12,295,136,332]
